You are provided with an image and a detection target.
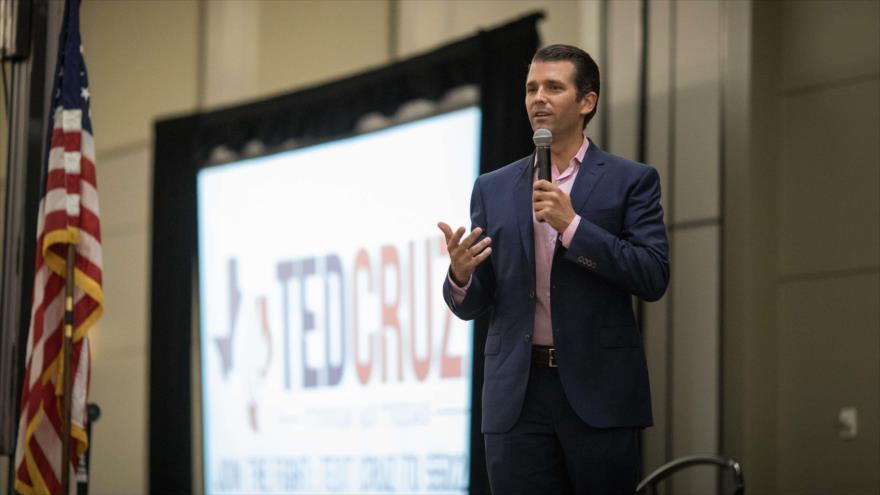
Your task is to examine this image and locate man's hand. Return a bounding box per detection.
[437,222,492,286]
[533,180,576,234]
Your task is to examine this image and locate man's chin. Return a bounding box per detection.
[531,121,554,133]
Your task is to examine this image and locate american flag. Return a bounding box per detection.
[14,0,103,494]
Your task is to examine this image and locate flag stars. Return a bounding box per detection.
[80,87,90,101]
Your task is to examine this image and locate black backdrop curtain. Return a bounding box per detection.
[150,13,541,494]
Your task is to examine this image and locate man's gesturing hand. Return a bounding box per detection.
[533,180,576,234]
[437,222,493,286]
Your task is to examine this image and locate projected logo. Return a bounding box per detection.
[214,259,273,432]
[211,237,467,430]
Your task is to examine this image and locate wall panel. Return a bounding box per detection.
[670,225,720,494]
[779,0,880,91]
[672,0,720,224]
[642,0,673,477]
[778,78,880,277]
[95,148,151,234]
[203,1,260,108]
[605,0,640,158]
[397,0,581,60]
[257,0,390,100]
[89,231,149,359]
[81,0,199,154]
[777,273,880,494]
[89,353,148,495]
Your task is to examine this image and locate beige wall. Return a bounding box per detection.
[773,0,879,493]
[626,1,725,492]
[79,3,199,493]
[2,1,877,494]
[725,1,880,494]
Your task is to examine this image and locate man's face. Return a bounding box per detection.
[525,60,595,140]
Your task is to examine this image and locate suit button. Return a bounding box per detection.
[524,334,531,342]
[529,290,535,299]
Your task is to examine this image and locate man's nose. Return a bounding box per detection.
[534,87,548,103]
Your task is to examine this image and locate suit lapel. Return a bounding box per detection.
[514,154,536,287]
[512,142,604,288]
[570,139,606,213]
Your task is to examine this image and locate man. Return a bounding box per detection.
[437,44,669,494]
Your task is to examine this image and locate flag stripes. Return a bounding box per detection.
[14,1,103,493]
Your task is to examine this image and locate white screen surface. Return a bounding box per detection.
[197,107,480,494]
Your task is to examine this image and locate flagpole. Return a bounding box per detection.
[61,244,76,495]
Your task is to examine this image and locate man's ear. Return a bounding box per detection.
[579,91,598,117]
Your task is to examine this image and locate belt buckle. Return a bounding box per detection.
[548,348,557,368]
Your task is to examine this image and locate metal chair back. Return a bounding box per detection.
[636,454,744,495]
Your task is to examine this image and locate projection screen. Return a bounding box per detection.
[197,107,480,494]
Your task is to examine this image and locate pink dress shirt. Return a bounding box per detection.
[450,137,590,346]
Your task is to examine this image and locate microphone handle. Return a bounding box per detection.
[537,146,551,182]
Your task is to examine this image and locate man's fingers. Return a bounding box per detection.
[472,246,493,264]
[533,200,553,212]
[464,237,491,257]
[437,222,453,241]
[533,190,558,203]
[535,207,552,223]
[441,226,489,259]
[474,236,492,250]
[450,226,466,246]
[533,180,555,191]
[461,227,483,248]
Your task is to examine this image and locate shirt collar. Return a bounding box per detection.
[573,135,590,164]
[533,135,590,169]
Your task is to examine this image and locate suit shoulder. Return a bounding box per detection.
[600,150,658,179]
[476,155,531,187]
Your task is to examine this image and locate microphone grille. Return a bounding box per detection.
[533,128,552,147]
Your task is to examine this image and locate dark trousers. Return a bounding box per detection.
[484,365,641,495]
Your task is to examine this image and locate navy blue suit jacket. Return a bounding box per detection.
[443,141,669,433]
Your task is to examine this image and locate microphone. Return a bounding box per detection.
[533,128,552,182]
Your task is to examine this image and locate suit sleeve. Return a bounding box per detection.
[442,178,496,320]
[563,166,669,301]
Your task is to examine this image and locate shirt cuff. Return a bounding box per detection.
[560,215,581,248]
[447,271,471,305]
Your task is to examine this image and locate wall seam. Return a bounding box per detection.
[778,266,880,284]
[664,0,677,478]
[636,0,648,479]
[94,139,150,162]
[388,0,399,61]
[599,0,609,148]
[196,0,207,110]
[669,217,721,231]
[783,72,879,97]
[718,2,729,493]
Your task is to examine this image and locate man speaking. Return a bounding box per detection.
[438,44,669,494]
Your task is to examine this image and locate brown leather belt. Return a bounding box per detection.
[531,345,557,368]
